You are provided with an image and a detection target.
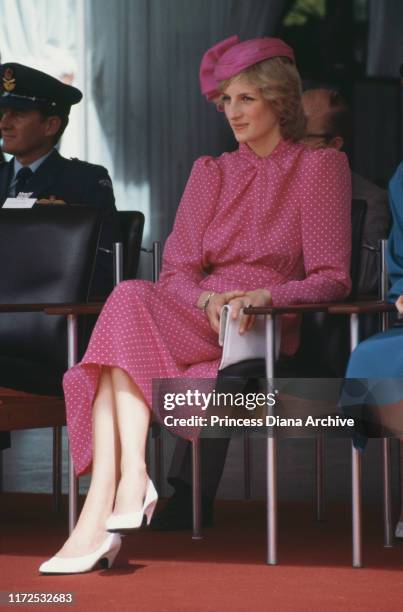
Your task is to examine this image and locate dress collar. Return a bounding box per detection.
[238,139,293,164]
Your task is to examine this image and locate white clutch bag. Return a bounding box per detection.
[218,304,280,370]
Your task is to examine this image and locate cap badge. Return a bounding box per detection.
[3,67,16,92]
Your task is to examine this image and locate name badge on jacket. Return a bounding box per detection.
[3,197,36,208]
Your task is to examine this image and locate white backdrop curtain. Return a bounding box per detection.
[0,0,82,158]
[0,0,287,244]
[0,0,76,73]
[84,0,286,244]
[367,0,403,78]
[365,0,403,175]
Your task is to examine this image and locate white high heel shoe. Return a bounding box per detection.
[39,533,122,574]
[106,478,158,532]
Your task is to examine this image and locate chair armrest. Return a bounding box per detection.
[0,302,105,315]
[44,302,105,316]
[0,303,52,312]
[328,301,395,315]
[245,298,388,316]
[245,302,339,315]
[0,395,66,430]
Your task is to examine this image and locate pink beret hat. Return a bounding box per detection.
[200,35,295,101]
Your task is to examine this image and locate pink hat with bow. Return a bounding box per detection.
[199,35,295,101]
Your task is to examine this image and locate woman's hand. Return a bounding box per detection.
[198,290,246,334]
[229,288,272,334]
[395,296,403,314]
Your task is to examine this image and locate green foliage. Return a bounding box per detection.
[283,0,326,26]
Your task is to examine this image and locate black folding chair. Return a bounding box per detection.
[190,200,370,566]
[0,208,103,511]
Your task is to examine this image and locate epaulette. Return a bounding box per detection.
[68,158,111,187]
[69,157,95,167]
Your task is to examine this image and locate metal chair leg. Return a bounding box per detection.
[146,428,151,474]
[152,423,163,494]
[349,312,363,567]
[52,425,62,512]
[378,239,393,548]
[352,443,362,568]
[315,434,325,521]
[192,438,202,540]
[267,435,278,564]
[0,451,3,492]
[68,449,79,534]
[243,430,252,499]
[150,244,163,494]
[265,313,277,564]
[67,314,79,533]
[382,438,393,547]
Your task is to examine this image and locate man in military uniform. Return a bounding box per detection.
[0,63,117,453]
[0,62,117,298]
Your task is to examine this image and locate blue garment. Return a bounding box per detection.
[387,161,403,301]
[344,162,403,448]
[8,150,54,196]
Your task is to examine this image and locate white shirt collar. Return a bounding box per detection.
[13,148,55,179]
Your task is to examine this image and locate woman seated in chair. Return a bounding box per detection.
[344,159,403,538]
[40,35,351,574]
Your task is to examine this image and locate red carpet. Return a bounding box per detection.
[1,493,402,611]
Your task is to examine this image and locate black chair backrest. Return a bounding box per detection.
[0,208,103,392]
[297,199,368,377]
[349,199,367,300]
[116,211,145,280]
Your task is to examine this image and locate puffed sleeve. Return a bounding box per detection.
[270,148,352,306]
[158,156,221,305]
[387,162,403,302]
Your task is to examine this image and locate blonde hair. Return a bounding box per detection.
[217,57,306,141]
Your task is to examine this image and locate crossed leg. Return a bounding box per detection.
[55,365,151,558]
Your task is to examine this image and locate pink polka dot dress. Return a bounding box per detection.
[63,139,351,475]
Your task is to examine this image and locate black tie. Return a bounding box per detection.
[15,167,33,196]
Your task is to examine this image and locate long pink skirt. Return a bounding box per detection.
[63,280,222,475]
